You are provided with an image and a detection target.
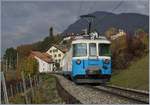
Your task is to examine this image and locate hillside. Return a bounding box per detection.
[63,11,149,35]
[110,54,149,91]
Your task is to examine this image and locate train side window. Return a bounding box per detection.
[99,44,110,56]
[73,43,87,57]
[89,43,97,56]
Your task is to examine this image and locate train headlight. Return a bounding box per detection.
[76,59,81,65]
[104,59,110,64]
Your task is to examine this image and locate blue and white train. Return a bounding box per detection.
[62,33,111,84]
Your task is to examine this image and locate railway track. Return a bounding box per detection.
[88,85,149,104]
[52,74,149,104]
[53,74,81,104]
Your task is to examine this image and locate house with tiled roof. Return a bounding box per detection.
[46,45,68,68]
[30,51,54,73]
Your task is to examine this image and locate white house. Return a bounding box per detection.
[30,51,54,73]
[61,48,72,72]
[111,29,126,40]
[46,45,68,68]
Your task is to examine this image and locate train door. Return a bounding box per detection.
[88,43,100,66]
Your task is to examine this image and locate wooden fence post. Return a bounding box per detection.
[1,72,9,104]
[16,83,19,93]
[21,72,28,104]
[34,75,37,87]
[29,74,34,99]
[10,85,14,97]
[36,75,38,86]
[19,82,23,93]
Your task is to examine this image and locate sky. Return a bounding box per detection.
[1,0,149,56]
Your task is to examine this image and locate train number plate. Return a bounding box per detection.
[87,70,99,74]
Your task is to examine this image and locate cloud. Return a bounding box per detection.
[1,0,149,56]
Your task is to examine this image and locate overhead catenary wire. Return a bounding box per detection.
[76,1,97,31]
[75,0,124,33]
[77,1,84,18]
[77,0,88,32]
[93,0,124,31]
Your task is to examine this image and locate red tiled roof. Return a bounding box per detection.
[30,51,53,63]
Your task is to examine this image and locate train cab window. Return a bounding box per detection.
[73,43,87,57]
[99,44,110,56]
[89,43,97,56]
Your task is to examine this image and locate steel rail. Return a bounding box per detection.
[87,85,149,104]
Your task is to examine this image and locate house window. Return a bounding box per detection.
[53,49,58,52]
[50,50,52,53]
[58,59,61,63]
[54,54,57,57]
[58,54,61,57]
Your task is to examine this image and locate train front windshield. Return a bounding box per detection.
[73,43,87,57]
[99,44,110,56]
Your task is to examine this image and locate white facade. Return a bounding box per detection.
[46,46,65,67]
[61,48,72,72]
[111,29,126,40]
[34,56,53,73]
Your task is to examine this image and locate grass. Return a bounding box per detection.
[9,94,25,104]
[110,54,149,91]
[32,74,64,104]
[9,74,64,104]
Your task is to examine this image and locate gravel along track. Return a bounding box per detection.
[90,85,149,104]
[96,85,149,104]
[53,74,146,104]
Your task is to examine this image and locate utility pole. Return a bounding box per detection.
[17,52,18,69]
[1,72,9,104]
[9,57,11,70]
[5,59,7,72]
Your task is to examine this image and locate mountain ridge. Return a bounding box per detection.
[62,11,149,35]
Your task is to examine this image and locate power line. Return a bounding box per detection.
[76,1,89,28]
[86,2,97,15]
[93,0,124,31]
[76,0,123,33]
[77,1,84,19]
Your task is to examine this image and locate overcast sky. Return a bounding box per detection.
[1,0,149,56]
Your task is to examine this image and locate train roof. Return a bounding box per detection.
[72,32,111,44]
[72,37,111,44]
[72,39,111,44]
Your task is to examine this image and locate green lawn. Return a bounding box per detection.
[110,54,149,91]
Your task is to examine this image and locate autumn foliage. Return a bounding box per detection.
[17,57,38,77]
[110,29,149,70]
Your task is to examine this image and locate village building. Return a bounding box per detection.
[110,29,126,40]
[46,45,68,69]
[30,51,54,73]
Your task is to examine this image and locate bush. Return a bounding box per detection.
[18,57,38,77]
[110,29,148,71]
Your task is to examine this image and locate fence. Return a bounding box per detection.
[1,72,41,104]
